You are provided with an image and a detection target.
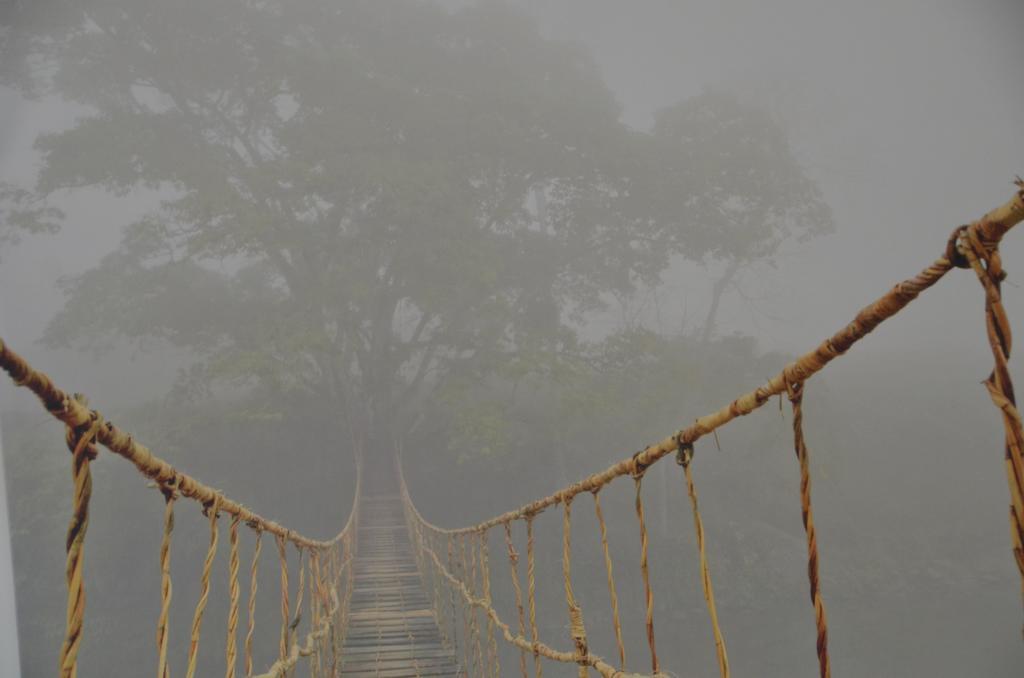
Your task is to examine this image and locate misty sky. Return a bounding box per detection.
[2,0,1023,405]
[1,3,1023,676]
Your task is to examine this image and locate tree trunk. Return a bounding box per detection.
[700,260,741,344]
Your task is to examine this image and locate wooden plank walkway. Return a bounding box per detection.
[341,493,460,677]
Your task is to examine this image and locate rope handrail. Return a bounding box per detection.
[401,182,1024,537]
[396,180,1024,678]
[0,340,363,677]
[0,339,357,551]
[2,180,1023,678]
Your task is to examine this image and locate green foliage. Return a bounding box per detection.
[2,0,830,457]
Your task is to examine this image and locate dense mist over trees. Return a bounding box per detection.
[2,0,829,461]
[1,1,1022,677]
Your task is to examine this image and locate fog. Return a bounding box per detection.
[1,1,1022,676]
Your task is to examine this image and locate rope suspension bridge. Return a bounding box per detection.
[3,181,1024,678]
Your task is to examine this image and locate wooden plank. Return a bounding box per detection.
[340,491,459,677]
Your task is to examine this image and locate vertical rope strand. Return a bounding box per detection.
[502,522,529,678]
[58,411,102,678]
[633,475,659,674]
[591,492,625,671]
[561,500,589,678]
[156,488,176,678]
[276,535,290,665]
[961,227,1024,633]
[678,446,730,678]
[245,531,263,678]
[226,514,241,678]
[287,549,306,678]
[447,535,460,666]
[310,551,322,678]
[787,382,831,678]
[479,531,500,678]
[468,532,484,677]
[186,495,222,678]
[329,544,340,678]
[525,517,542,678]
[459,534,473,677]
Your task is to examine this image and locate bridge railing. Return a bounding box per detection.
[395,180,1024,678]
[0,339,363,678]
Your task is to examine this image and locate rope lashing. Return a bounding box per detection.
[675,440,730,678]
[785,380,831,678]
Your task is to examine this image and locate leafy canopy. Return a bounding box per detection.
[2,0,830,454]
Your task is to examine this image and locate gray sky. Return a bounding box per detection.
[520,0,1024,353]
[2,0,1023,404]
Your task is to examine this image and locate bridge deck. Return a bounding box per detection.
[341,493,460,677]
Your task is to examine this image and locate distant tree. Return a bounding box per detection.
[650,90,833,341]
[0,184,62,259]
[0,1,829,460]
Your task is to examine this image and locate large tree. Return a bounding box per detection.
[1,0,829,459]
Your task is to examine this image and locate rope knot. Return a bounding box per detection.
[158,476,179,502]
[784,376,804,403]
[201,495,222,518]
[946,224,972,268]
[67,408,104,462]
[630,450,649,479]
[675,436,694,468]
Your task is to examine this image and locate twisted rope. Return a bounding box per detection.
[677,444,729,678]
[787,382,831,678]
[59,408,102,678]
[561,499,589,677]
[409,510,653,678]
[525,516,542,678]
[958,209,1024,634]
[157,488,176,678]
[226,513,242,678]
[276,535,290,665]
[395,184,1024,539]
[459,534,474,676]
[468,533,485,676]
[591,491,625,671]
[447,535,460,664]
[186,494,222,678]
[632,474,658,675]
[502,522,529,678]
[245,531,263,677]
[287,549,306,678]
[480,531,501,677]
